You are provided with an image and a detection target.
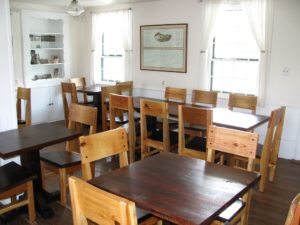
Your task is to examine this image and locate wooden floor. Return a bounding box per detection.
[1,152,299,225]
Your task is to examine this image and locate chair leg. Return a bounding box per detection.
[259,162,268,192]
[242,190,252,225]
[40,161,46,190]
[268,164,276,182]
[59,168,67,207]
[27,181,36,223]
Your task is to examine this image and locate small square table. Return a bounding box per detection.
[89,153,260,225]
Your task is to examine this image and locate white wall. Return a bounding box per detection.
[0,0,19,165]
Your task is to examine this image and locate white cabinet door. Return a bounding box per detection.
[31,85,64,124]
[48,85,64,122]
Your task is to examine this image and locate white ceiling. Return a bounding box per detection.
[11,0,159,7]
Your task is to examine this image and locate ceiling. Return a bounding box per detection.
[11,0,159,7]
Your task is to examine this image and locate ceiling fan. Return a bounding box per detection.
[66,0,85,16]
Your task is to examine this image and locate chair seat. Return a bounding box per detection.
[17,119,26,125]
[217,199,246,222]
[185,136,207,152]
[255,143,263,158]
[149,129,178,146]
[40,151,81,168]
[136,207,155,223]
[0,162,36,193]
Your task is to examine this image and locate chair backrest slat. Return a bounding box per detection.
[61,82,78,126]
[80,128,129,181]
[192,90,217,107]
[228,93,257,114]
[207,125,258,172]
[165,87,187,103]
[16,87,31,127]
[117,81,133,96]
[69,176,138,225]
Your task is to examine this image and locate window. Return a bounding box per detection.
[210,3,260,95]
[101,32,124,83]
[92,9,132,84]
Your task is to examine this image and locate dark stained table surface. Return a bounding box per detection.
[76,84,103,95]
[0,123,82,218]
[89,153,260,225]
[133,97,269,131]
[0,123,81,159]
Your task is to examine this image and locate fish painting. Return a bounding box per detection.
[154,32,172,42]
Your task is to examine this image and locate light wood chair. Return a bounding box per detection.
[285,193,300,225]
[110,94,137,163]
[117,80,133,96]
[192,89,218,107]
[165,86,187,103]
[228,93,257,114]
[140,99,178,159]
[40,103,97,206]
[79,127,160,225]
[61,82,79,126]
[101,85,122,131]
[70,77,92,104]
[255,106,286,192]
[16,87,31,128]
[69,176,138,225]
[0,162,36,223]
[207,125,258,225]
[178,105,212,160]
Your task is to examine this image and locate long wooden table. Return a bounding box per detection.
[0,123,81,218]
[90,153,260,225]
[133,97,270,131]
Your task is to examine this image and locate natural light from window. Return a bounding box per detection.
[210,4,260,95]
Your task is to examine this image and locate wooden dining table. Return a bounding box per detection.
[76,84,105,125]
[0,123,81,218]
[89,152,260,225]
[133,97,270,131]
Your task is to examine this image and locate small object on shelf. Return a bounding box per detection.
[51,55,59,63]
[32,74,52,81]
[53,68,59,78]
[30,50,36,64]
[39,58,49,64]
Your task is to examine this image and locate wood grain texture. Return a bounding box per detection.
[89,153,260,225]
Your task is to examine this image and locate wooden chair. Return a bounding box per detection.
[40,103,97,206]
[69,176,138,225]
[192,89,218,107]
[16,87,31,128]
[228,93,257,114]
[61,82,78,126]
[70,77,92,104]
[255,106,286,192]
[117,80,133,96]
[110,94,137,163]
[79,127,160,225]
[140,99,178,159]
[165,86,187,103]
[101,85,122,131]
[0,162,36,223]
[285,193,300,225]
[207,125,258,225]
[178,105,212,160]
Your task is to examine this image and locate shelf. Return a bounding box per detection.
[30,33,63,36]
[31,48,63,50]
[31,63,64,67]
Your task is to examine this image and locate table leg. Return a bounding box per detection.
[92,92,102,126]
[21,151,55,219]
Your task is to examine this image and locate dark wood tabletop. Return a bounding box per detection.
[0,123,82,218]
[89,153,260,225]
[76,84,104,95]
[133,97,269,131]
[0,123,81,159]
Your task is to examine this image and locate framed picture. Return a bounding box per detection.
[140,23,188,73]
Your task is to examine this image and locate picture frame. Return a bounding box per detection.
[140,23,188,73]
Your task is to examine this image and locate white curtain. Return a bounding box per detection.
[90,9,132,84]
[242,0,274,106]
[199,0,223,90]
